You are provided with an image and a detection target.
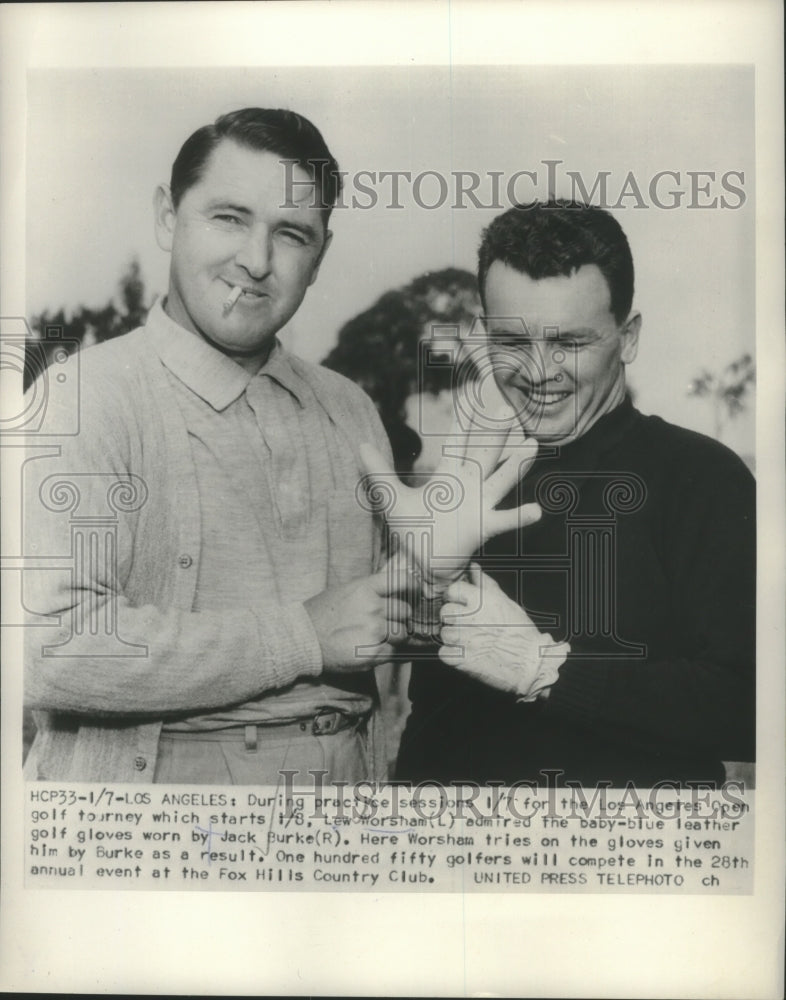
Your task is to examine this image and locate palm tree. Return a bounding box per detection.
[687,353,755,441]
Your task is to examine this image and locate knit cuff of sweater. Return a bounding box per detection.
[264,603,324,687]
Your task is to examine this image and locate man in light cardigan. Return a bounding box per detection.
[23,108,416,784]
[24,107,543,785]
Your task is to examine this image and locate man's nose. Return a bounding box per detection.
[235,226,272,279]
[517,339,565,384]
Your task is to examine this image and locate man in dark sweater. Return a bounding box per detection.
[395,201,755,787]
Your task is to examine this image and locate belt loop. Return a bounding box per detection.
[244,725,258,752]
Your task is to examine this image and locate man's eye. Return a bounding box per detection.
[277,229,308,246]
[214,214,243,225]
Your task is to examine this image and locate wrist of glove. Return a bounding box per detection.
[440,626,569,701]
[438,564,569,701]
[408,569,466,643]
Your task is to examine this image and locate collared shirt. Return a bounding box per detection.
[24,300,392,781]
[148,304,373,728]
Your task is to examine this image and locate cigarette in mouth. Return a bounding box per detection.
[222,285,243,315]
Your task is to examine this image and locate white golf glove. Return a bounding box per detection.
[439,564,570,701]
[359,388,541,591]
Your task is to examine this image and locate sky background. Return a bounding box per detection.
[27,64,755,453]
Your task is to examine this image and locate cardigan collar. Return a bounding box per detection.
[145,298,307,410]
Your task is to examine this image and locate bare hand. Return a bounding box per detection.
[304,558,412,672]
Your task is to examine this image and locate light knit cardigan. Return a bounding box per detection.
[24,308,391,783]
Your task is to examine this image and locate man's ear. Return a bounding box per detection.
[620,311,641,364]
[308,228,333,287]
[154,184,177,252]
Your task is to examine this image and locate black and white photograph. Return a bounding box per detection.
[1,2,783,997]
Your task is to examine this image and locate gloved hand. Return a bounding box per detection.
[359,389,541,591]
[439,564,570,701]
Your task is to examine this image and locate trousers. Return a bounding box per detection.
[153,714,371,785]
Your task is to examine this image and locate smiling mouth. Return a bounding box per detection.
[523,389,571,408]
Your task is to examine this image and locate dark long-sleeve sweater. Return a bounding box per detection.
[396,397,755,787]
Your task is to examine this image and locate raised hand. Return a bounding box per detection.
[359,387,541,587]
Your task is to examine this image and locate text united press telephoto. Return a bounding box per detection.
[19,84,755,894]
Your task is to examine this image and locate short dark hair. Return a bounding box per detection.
[169,107,342,225]
[477,200,635,325]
